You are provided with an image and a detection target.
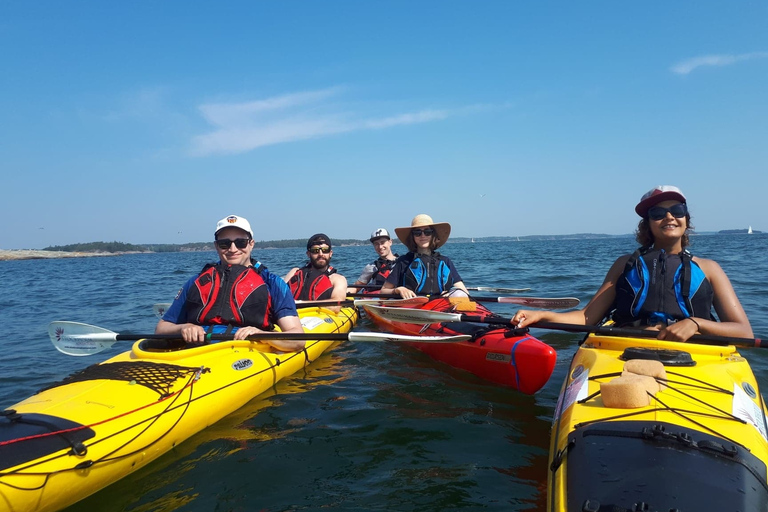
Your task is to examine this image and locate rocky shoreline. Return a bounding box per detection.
[0,250,118,261]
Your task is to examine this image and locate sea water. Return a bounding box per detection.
[2,234,767,511]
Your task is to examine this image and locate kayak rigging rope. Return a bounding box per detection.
[574,370,750,449]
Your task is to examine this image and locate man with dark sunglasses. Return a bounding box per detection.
[284,233,348,311]
[155,215,304,350]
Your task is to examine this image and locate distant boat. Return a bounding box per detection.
[748,226,753,234]
[471,238,475,243]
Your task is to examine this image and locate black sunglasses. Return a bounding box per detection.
[215,238,250,250]
[648,203,688,221]
[411,228,434,237]
[309,246,332,254]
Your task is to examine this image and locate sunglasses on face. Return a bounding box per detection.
[411,228,434,237]
[309,246,332,254]
[215,238,250,250]
[648,203,688,221]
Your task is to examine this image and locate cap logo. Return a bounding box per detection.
[226,216,238,224]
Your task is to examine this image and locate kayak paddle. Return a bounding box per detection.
[48,321,472,356]
[361,306,767,349]
[153,297,429,319]
[349,284,532,294]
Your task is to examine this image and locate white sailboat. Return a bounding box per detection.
[748,226,753,234]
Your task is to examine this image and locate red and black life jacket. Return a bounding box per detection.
[184,262,273,330]
[289,264,337,301]
[371,256,397,286]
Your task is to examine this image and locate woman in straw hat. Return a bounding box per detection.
[512,186,753,342]
[381,214,469,299]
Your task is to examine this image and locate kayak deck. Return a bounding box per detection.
[548,334,768,512]
[0,306,357,512]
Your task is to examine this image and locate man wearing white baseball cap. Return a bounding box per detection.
[155,214,304,350]
[349,228,399,293]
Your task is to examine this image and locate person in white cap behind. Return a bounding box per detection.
[512,186,753,342]
[155,214,305,350]
[381,214,469,299]
[349,228,399,294]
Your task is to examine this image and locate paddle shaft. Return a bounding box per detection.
[347,292,577,309]
[112,332,352,342]
[349,284,532,293]
[524,322,767,349]
[363,306,766,349]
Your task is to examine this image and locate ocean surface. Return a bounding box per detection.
[2,234,768,511]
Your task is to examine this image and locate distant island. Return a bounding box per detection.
[1,230,759,261]
[40,234,637,254]
[718,228,762,235]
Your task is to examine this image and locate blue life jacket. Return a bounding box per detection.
[399,252,454,296]
[611,247,714,326]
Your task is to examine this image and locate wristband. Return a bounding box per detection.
[687,317,700,331]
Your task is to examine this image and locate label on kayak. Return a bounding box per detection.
[301,316,325,331]
[486,352,512,363]
[232,359,254,371]
[553,368,589,422]
[732,383,768,440]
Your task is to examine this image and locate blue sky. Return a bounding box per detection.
[2,1,766,249]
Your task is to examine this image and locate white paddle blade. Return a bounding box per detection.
[154,303,172,319]
[469,286,531,293]
[353,297,430,307]
[496,297,580,308]
[363,305,460,324]
[48,321,118,356]
[348,332,471,343]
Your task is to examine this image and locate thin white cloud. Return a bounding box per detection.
[671,52,768,75]
[190,88,505,156]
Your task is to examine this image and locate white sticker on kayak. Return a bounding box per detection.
[232,359,253,371]
[732,383,768,440]
[301,316,325,331]
[553,368,589,423]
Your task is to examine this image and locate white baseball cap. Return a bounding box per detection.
[369,228,391,242]
[215,215,253,239]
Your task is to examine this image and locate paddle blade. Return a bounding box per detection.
[49,321,119,356]
[468,286,531,293]
[496,297,580,309]
[153,303,171,319]
[348,332,471,343]
[354,297,430,307]
[363,305,460,324]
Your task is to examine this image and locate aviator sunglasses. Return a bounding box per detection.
[411,228,435,237]
[647,203,688,221]
[309,246,332,254]
[215,238,250,250]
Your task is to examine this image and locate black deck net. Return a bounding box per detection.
[40,361,204,397]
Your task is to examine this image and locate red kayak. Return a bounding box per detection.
[362,297,556,394]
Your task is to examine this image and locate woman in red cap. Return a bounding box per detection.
[512,186,753,342]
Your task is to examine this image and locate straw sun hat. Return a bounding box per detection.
[394,214,451,249]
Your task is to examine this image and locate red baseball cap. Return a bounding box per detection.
[635,186,687,217]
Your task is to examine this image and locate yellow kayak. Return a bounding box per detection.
[548,333,768,512]
[0,306,357,512]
